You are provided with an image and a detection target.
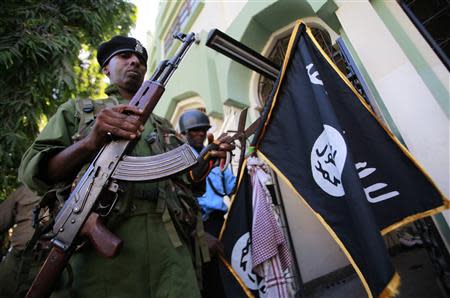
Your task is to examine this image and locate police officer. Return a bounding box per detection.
[179,110,236,298]
[19,36,233,298]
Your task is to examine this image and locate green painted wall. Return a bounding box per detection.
[153,31,223,118]
[152,0,322,120]
[220,0,316,118]
[310,0,340,32]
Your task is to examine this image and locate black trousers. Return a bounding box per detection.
[201,211,226,298]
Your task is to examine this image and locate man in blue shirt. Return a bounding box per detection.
[179,110,236,298]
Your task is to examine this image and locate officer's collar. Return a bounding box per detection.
[105,84,131,104]
[105,84,121,96]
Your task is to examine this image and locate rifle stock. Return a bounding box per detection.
[26,213,122,298]
[26,32,197,298]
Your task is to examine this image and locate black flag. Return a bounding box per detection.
[254,21,449,297]
[219,161,264,297]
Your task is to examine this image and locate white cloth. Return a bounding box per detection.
[247,156,293,297]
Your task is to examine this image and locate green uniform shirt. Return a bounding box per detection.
[0,185,43,298]
[19,85,201,298]
[0,185,40,251]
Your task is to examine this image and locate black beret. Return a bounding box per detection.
[97,36,148,68]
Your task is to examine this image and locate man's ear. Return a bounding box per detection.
[102,65,110,76]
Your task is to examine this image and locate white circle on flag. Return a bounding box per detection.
[231,232,258,290]
[311,125,347,197]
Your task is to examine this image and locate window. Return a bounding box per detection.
[257,27,348,111]
[256,34,290,112]
[164,0,199,55]
[399,0,450,70]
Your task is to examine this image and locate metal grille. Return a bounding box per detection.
[400,0,450,70]
[256,34,290,112]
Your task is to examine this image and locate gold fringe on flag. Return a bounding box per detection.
[379,273,401,298]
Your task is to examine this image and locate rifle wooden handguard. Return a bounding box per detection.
[26,246,68,298]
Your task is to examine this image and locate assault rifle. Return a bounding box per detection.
[26,32,198,298]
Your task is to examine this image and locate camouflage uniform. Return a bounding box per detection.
[0,185,43,297]
[19,84,203,298]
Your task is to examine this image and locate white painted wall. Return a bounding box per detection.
[278,178,350,282]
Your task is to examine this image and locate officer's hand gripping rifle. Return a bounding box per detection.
[26,32,197,298]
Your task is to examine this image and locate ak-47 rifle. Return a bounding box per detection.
[26,32,198,298]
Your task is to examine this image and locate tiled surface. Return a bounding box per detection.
[304,246,446,298]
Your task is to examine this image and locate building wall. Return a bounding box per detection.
[331,0,450,245]
[149,0,450,283]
